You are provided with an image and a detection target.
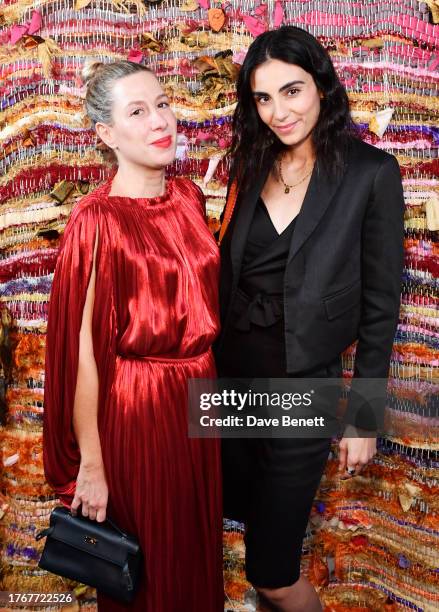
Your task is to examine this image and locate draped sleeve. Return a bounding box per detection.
[43,195,117,506]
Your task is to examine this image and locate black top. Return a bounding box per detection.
[234,197,298,332]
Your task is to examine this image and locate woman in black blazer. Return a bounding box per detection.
[215,26,405,611]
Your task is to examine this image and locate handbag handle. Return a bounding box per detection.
[104,515,128,539]
[74,504,129,537]
[35,508,129,540]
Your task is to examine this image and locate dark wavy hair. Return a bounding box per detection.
[230,26,360,192]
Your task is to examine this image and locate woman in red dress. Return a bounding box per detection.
[43,60,223,611]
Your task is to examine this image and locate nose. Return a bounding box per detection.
[272,97,290,123]
[149,108,168,130]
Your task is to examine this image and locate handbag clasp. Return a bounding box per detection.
[85,535,98,545]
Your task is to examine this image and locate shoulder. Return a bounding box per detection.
[72,182,107,213]
[347,136,399,172]
[173,177,206,215]
[173,176,205,201]
[63,182,119,241]
[346,138,404,215]
[69,182,115,222]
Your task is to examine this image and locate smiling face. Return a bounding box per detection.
[95,70,177,169]
[250,59,323,149]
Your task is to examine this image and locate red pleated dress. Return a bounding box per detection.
[43,174,223,611]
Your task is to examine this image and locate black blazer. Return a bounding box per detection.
[216,137,405,381]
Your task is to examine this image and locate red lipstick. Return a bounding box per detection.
[151,136,172,148]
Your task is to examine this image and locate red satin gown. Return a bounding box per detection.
[43,175,223,611]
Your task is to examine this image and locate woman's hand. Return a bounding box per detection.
[71,461,108,522]
[338,425,377,478]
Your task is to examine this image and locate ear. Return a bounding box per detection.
[95,122,118,150]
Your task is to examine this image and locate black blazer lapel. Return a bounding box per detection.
[230,163,271,282]
[229,155,348,279]
[287,159,347,265]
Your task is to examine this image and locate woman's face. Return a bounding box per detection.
[97,71,177,169]
[250,59,322,149]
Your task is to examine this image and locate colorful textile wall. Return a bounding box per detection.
[1,1,438,610]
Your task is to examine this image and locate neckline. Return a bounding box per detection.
[102,172,175,207]
[259,197,299,238]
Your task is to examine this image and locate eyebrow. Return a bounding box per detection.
[126,94,168,107]
[252,80,305,96]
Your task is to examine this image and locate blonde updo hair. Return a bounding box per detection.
[82,60,152,128]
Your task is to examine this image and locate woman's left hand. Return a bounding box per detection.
[338,425,377,478]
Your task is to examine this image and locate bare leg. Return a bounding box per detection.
[255,574,323,612]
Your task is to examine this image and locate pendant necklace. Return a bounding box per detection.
[277,153,314,194]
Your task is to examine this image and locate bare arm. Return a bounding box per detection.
[71,226,108,521]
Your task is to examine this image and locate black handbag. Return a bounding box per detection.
[35,506,142,603]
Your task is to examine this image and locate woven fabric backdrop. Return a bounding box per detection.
[0,1,438,610]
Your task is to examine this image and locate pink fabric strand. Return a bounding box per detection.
[274,1,284,27]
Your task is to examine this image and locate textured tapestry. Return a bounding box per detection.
[0,1,438,610]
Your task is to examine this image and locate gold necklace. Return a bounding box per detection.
[277,154,314,194]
